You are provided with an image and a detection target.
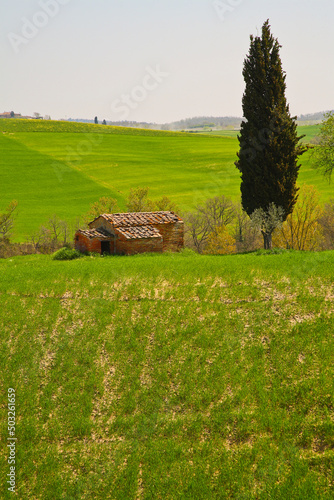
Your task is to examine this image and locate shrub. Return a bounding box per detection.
[52,247,82,261]
[203,226,236,255]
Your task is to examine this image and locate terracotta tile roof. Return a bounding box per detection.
[98,211,182,227]
[115,226,162,240]
[77,228,112,240]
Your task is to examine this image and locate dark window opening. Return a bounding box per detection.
[101,241,111,254]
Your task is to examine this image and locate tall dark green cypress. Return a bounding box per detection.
[235,20,306,249]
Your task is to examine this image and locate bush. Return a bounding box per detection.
[203,226,236,255]
[52,247,82,261]
[255,248,292,255]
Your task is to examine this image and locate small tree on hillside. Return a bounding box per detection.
[94,116,98,124]
[235,20,307,249]
[126,187,156,212]
[312,111,334,180]
[155,196,179,212]
[85,197,119,224]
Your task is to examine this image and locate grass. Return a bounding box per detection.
[0,250,334,498]
[0,119,331,241]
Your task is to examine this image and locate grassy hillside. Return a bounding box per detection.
[201,124,321,142]
[0,119,330,241]
[0,250,334,498]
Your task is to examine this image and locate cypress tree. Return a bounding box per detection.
[235,20,306,249]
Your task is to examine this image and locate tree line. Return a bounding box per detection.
[1,184,334,259]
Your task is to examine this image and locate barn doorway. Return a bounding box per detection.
[101,241,111,254]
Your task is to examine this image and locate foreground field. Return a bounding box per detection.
[1,250,334,499]
[0,119,331,240]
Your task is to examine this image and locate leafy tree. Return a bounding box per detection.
[126,187,178,213]
[102,119,107,125]
[155,196,179,212]
[85,197,119,224]
[312,112,334,180]
[10,111,14,118]
[126,187,156,212]
[94,116,98,124]
[235,20,306,249]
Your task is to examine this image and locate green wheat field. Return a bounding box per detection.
[0,119,331,240]
[0,119,334,499]
[1,251,334,498]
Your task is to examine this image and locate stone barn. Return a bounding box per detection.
[74,211,184,255]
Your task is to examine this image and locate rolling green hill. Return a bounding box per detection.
[0,119,330,241]
[0,250,333,498]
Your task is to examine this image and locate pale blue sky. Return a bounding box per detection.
[1,0,334,122]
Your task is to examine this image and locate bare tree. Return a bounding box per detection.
[183,195,236,253]
[273,186,323,251]
[30,215,73,253]
[318,199,334,250]
[232,203,262,252]
[0,200,18,242]
[183,210,211,253]
[197,195,236,234]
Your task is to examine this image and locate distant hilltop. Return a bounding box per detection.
[68,111,334,130]
[2,110,333,129]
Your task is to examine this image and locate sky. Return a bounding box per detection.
[1,0,334,123]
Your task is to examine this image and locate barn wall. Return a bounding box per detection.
[74,233,114,254]
[75,233,91,253]
[89,217,113,234]
[116,237,163,255]
[152,222,184,252]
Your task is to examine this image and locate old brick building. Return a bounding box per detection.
[74,211,184,255]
